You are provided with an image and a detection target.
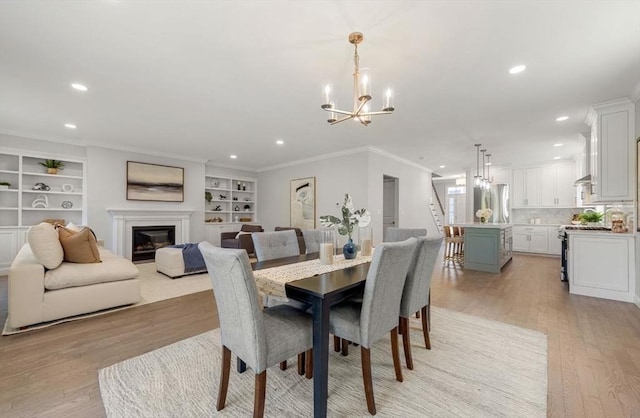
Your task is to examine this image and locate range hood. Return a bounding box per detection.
[574,174,592,185]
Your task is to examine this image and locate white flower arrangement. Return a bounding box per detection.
[319,194,371,241]
[476,208,493,222]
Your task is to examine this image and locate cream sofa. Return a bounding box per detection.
[8,243,141,329]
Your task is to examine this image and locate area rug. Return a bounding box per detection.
[99,307,547,417]
[2,262,213,335]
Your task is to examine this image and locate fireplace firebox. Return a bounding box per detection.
[132,225,176,262]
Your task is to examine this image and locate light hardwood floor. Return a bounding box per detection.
[0,252,639,417]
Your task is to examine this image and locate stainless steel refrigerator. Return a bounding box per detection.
[473,184,510,223]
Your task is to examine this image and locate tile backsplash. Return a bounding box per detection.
[511,208,582,225]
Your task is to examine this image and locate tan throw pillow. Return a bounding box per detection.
[58,226,102,263]
[27,222,64,269]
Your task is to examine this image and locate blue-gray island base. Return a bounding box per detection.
[462,224,513,273]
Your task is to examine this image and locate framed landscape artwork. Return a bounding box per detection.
[290,177,316,229]
[126,161,184,202]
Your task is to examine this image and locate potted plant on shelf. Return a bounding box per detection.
[39,159,65,174]
[205,191,212,205]
[0,181,10,190]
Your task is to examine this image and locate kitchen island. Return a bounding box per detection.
[462,223,513,273]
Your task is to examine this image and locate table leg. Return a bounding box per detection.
[312,298,330,418]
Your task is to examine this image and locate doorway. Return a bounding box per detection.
[383,175,399,240]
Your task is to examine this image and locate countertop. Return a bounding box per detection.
[513,223,561,227]
[565,229,634,237]
[460,223,513,229]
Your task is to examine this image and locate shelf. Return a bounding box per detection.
[22,208,82,211]
[0,189,18,192]
[0,170,19,175]
[205,210,230,214]
[205,187,231,192]
[233,211,254,213]
[0,207,18,210]
[22,190,83,195]
[210,199,230,203]
[22,171,83,179]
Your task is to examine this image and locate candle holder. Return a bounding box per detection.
[359,225,372,256]
[319,229,335,265]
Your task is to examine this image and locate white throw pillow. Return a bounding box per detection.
[235,231,252,239]
[27,222,64,269]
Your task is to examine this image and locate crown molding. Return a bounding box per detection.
[366,147,433,173]
[257,146,370,172]
[205,162,257,172]
[0,129,86,147]
[585,97,634,126]
[84,141,208,164]
[631,82,640,103]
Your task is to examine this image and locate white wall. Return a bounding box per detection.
[0,133,86,159]
[258,150,369,243]
[86,146,204,249]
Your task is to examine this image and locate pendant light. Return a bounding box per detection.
[474,143,482,187]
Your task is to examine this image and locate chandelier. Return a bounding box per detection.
[321,32,394,126]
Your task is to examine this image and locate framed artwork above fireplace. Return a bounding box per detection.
[126,161,184,202]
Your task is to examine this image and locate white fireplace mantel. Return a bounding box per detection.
[108,208,194,259]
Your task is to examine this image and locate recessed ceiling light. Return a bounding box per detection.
[553,156,561,160]
[439,165,445,169]
[553,143,563,147]
[71,83,88,91]
[555,116,569,122]
[64,123,77,129]
[509,65,526,74]
[230,155,237,159]
[276,140,284,145]
[485,162,492,166]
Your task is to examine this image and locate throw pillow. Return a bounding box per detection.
[27,222,64,269]
[58,226,102,263]
[65,222,82,232]
[235,231,252,239]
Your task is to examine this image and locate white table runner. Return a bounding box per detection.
[254,254,372,298]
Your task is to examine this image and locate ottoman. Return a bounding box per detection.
[155,246,207,278]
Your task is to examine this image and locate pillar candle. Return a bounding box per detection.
[361,238,372,256]
[319,242,334,265]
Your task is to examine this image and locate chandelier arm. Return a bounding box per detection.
[353,97,369,115]
[326,108,354,116]
[330,115,355,125]
[360,110,393,116]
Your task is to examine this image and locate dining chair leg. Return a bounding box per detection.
[297,353,305,375]
[341,338,349,356]
[217,346,231,411]
[427,292,431,331]
[280,361,287,370]
[333,335,341,352]
[305,349,313,379]
[361,347,376,415]
[390,327,403,382]
[400,317,413,370]
[415,311,420,319]
[421,305,431,349]
[254,371,267,418]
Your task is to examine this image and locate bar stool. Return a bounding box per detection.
[443,225,463,264]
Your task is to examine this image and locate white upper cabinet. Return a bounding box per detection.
[540,161,576,207]
[512,167,540,207]
[587,99,635,202]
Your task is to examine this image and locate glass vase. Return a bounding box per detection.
[319,229,335,265]
[343,238,357,259]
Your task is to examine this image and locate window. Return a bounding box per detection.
[447,186,466,224]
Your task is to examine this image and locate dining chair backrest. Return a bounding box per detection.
[198,242,267,371]
[302,229,321,254]
[444,225,453,238]
[400,235,444,317]
[252,230,300,261]
[385,227,427,242]
[360,238,417,348]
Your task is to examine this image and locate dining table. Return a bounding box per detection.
[251,252,371,418]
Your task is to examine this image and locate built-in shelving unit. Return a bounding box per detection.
[0,151,87,272]
[204,175,257,224]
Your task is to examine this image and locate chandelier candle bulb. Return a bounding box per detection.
[359,68,371,100]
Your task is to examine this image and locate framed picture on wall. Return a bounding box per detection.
[290,177,316,229]
[126,161,184,202]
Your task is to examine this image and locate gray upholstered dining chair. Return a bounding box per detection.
[252,230,300,261]
[397,235,443,369]
[301,229,321,254]
[198,242,313,418]
[329,238,417,415]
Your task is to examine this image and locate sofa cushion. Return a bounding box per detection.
[45,247,139,290]
[58,226,101,263]
[27,222,64,270]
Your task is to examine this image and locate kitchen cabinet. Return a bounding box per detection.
[567,231,635,302]
[511,167,540,207]
[587,99,635,202]
[512,225,549,253]
[547,227,562,255]
[540,161,576,207]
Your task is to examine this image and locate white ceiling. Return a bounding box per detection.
[1,1,639,176]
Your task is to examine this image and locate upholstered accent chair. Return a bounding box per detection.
[252,230,300,262]
[274,226,306,254]
[301,229,321,254]
[220,224,263,256]
[329,238,417,415]
[198,242,313,418]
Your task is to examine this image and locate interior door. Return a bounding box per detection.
[383,175,398,240]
